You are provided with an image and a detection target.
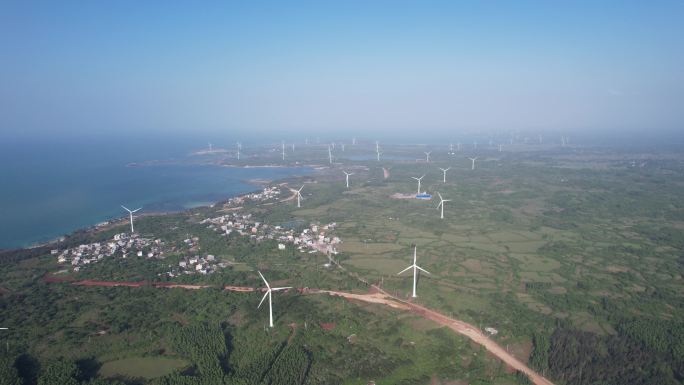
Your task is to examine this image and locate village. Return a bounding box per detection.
[55,185,343,276]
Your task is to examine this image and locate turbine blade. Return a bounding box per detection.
[272,287,292,291]
[258,271,270,289]
[257,290,269,308]
[121,205,131,212]
[436,201,442,209]
[397,265,412,275]
[416,266,431,275]
[437,192,443,200]
[132,208,142,213]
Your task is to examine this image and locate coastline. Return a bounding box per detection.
[15,165,318,252]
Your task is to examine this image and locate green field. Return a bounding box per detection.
[2,142,684,385]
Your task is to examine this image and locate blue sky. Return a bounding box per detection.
[1,1,682,140]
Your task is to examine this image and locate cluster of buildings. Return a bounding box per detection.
[201,211,342,261]
[222,185,281,207]
[164,254,230,277]
[54,233,163,272]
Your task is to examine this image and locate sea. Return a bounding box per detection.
[0,136,312,249]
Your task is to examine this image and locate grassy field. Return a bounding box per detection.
[2,142,684,384]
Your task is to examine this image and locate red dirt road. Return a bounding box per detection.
[321,288,555,385]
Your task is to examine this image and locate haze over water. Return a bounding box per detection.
[0,137,311,249]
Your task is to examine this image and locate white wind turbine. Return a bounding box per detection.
[468,157,478,170]
[411,175,425,194]
[397,246,430,298]
[343,171,354,188]
[375,141,380,153]
[376,151,382,162]
[328,145,333,164]
[257,271,292,328]
[424,151,431,163]
[236,142,241,160]
[208,142,213,152]
[499,144,503,152]
[281,141,286,160]
[439,167,450,183]
[121,205,142,233]
[294,185,304,207]
[436,192,451,219]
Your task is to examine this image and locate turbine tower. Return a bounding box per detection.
[436,192,451,219]
[343,171,354,188]
[121,205,142,233]
[281,141,286,161]
[411,175,425,194]
[352,137,357,145]
[499,144,503,152]
[468,157,478,170]
[424,151,431,163]
[328,145,333,164]
[208,142,213,152]
[257,271,292,328]
[294,185,304,207]
[375,141,380,153]
[439,167,450,183]
[236,142,241,160]
[376,151,382,162]
[397,246,431,298]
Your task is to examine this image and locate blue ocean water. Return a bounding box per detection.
[0,137,311,249]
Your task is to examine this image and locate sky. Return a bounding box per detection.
[1,1,683,141]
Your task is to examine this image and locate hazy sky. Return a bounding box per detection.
[1,1,682,140]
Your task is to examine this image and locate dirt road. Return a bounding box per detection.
[320,288,555,385]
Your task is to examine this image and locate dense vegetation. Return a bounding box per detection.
[2,144,684,384]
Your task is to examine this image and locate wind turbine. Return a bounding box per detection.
[397,246,430,298]
[257,271,292,328]
[328,145,333,164]
[376,151,382,162]
[468,157,478,170]
[208,142,213,152]
[436,192,451,219]
[352,137,357,145]
[236,142,241,160]
[341,143,345,151]
[121,205,142,233]
[439,167,450,183]
[375,141,380,153]
[424,151,431,163]
[281,141,286,160]
[292,143,295,152]
[294,185,304,207]
[343,171,354,188]
[499,144,503,152]
[411,175,425,194]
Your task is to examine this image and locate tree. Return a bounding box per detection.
[0,357,22,385]
[37,358,80,385]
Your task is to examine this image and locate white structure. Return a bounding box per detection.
[411,175,425,194]
[237,142,241,160]
[281,141,286,160]
[499,144,503,152]
[295,185,304,208]
[375,140,379,153]
[439,167,450,183]
[424,151,431,163]
[376,151,382,162]
[352,137,357,145]
[343,171,354,188]
[468,157,478,170]
[121,205,142,233]
[328,145,333,164]
[436,192,451,219]
[397,246,431,298]
[257,271,292,328]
